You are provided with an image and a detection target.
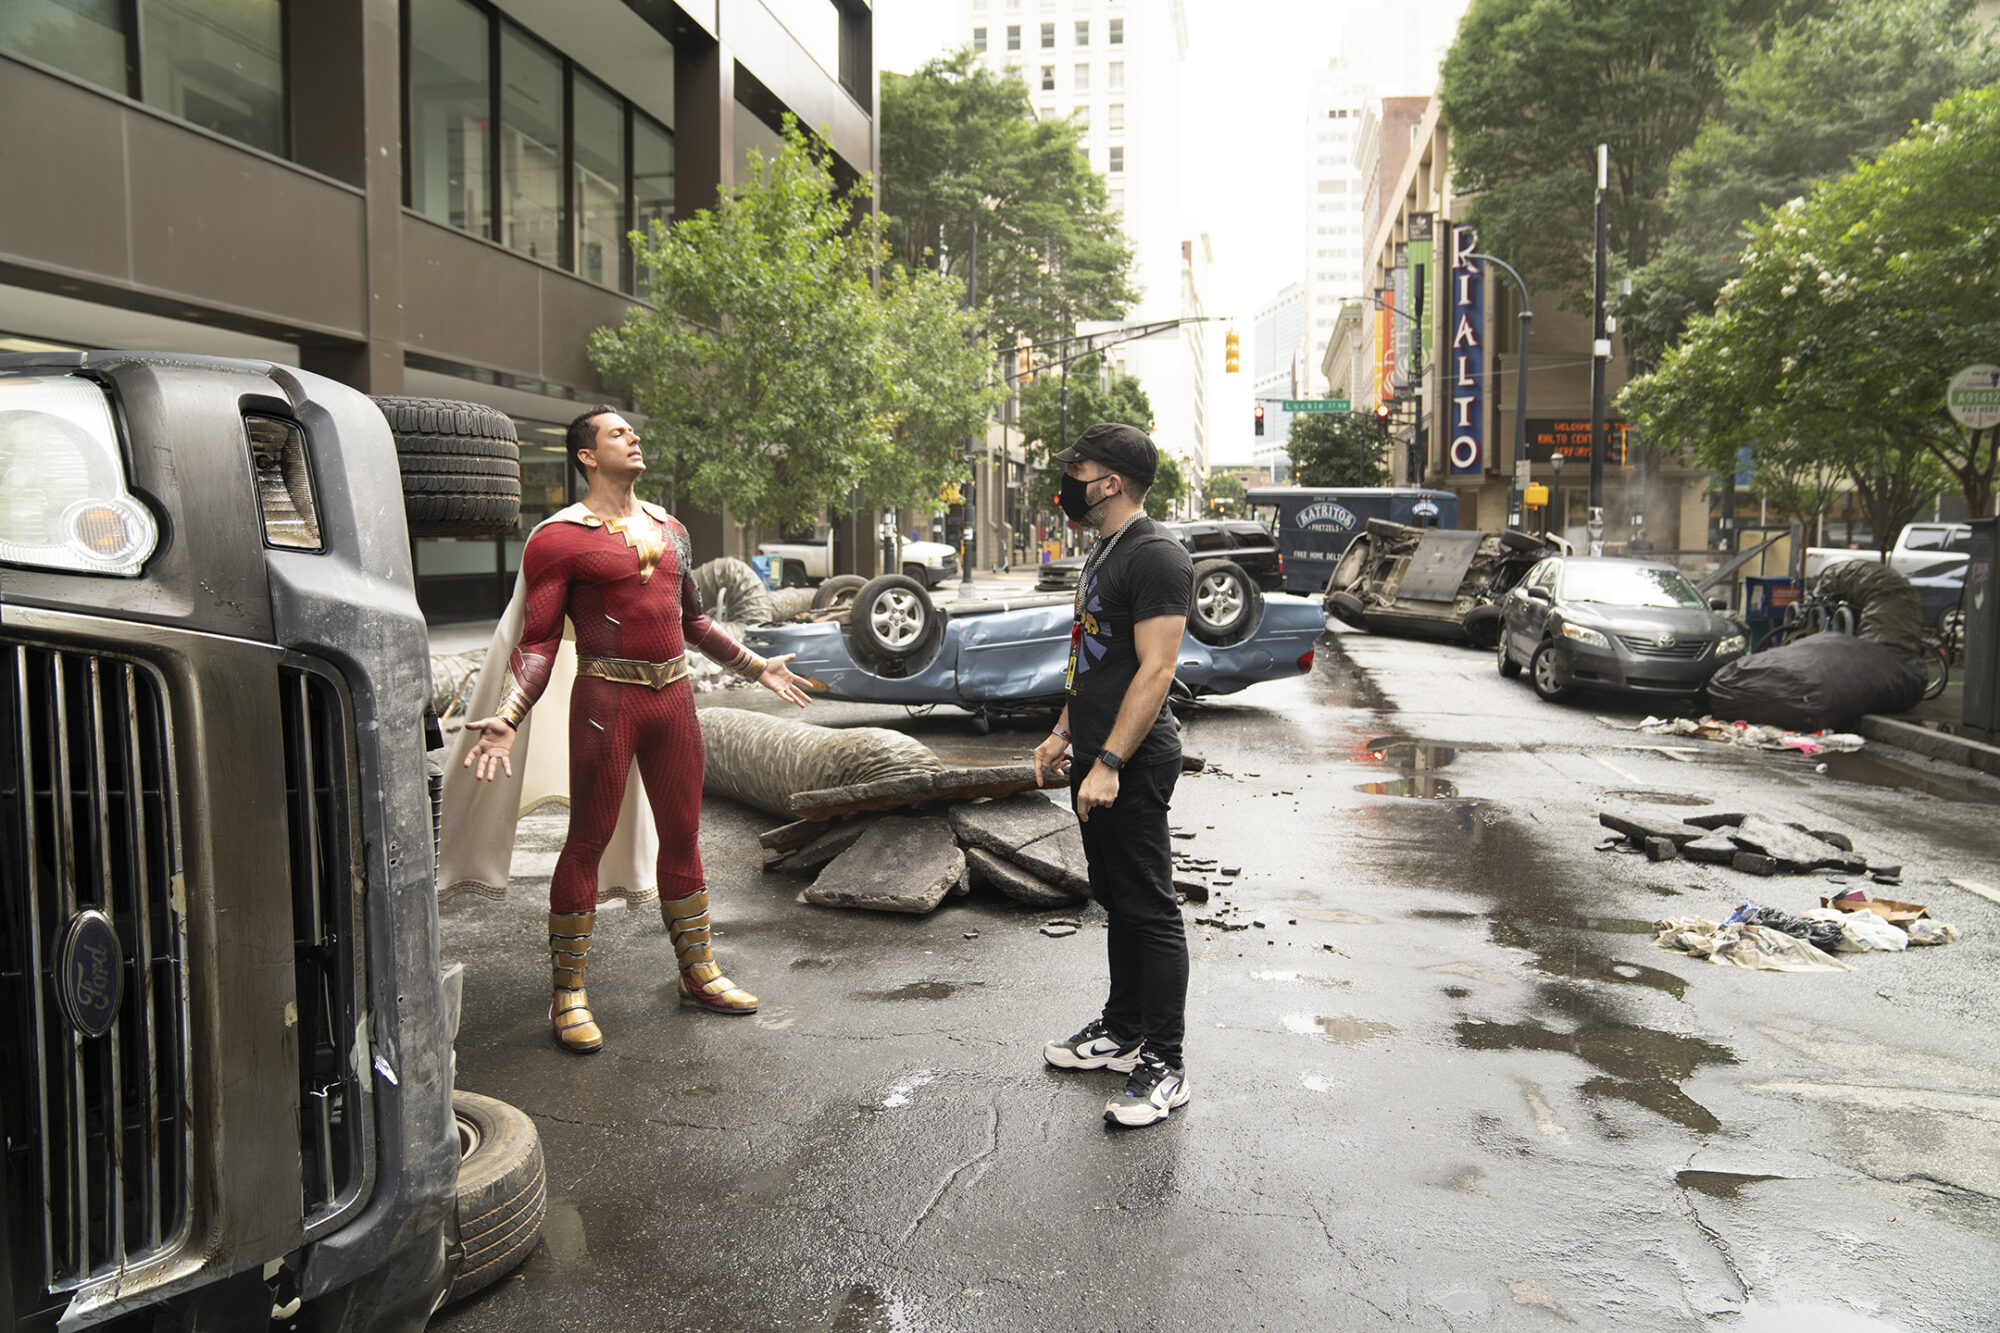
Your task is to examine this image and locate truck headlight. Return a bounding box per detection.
[0,375,159,577]
[1561,622,1609,648]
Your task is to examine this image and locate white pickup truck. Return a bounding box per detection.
[1806,521,1972,579]
[757,529,962,589]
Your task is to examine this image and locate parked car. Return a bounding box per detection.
[1497,555,1749,703]
[758,527,960,588]
[1323,518,1564,645]
[0,352,544,1330]
[743,573,1323,730]
[1904,558,1968,633]
[1038,520,1283,593]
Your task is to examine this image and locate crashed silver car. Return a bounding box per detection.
[1322,518,1565,645]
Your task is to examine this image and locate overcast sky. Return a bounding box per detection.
[871,0,1423,460]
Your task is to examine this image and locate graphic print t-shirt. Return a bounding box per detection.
[1064,515,1194,766]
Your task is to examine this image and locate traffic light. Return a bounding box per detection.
[1224,329,1240,374]
[1373,399,1392,426]
[1018,336,1035,384]
[1253,404,1265,436]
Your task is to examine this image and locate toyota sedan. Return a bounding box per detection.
[1498,556,1748,703]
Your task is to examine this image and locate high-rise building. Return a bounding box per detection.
[1251,283,1306,474]
[957,0,1209,473]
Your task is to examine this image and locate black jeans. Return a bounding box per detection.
[1070,755,1186,1067]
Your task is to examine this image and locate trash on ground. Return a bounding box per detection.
[1653,917,1853,972]
[1631,714,1864,756]
[1723,902,1844,953]
[1706,633,1924,732]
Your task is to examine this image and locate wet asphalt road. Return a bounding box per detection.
[431,610,2000,1332]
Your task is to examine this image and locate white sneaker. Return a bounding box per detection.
[1044,1018,1142,1072]
[1105,1054,1189,1127]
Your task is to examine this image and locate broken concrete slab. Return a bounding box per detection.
[1732,851,1779,876]
[1682,812,1749,830]
[1644,836,1679,862]
[1599,810,1705,847]
[965,847,1082,908]
[758,817,832,852]
[1683,834,1740,866]
[789,764,1041,820]
[1729,815,1867,873]
[948,790,1074,859]
[803,816,964,914]
[1174,877,1210,904]
[766,817,876,876]
[1003,825,1093,899]
[1040,924,1078,938]
[1792,825,1855,851]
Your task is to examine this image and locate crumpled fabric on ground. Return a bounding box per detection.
[1805,907,1908,952]
[1906,919,1960,946]
[1654,917,1854,972]
[1725,902,1846,952]
[1633,715,1864,753]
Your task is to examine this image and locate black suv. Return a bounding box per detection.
[1036,520,1284,592]
[0,353,542,1331]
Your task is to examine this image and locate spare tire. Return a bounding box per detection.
[443,1091,546,1307]
[1500,530,1545,553]
[846,574,942,675]
[1461,603,1504,647]
[1190,558,1261,646]
[1329,535,1374,592]
[812,574,868,611]
[372,396,522,539]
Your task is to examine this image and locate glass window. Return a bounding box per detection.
[1040,64,1053,91]
[1005,24,1019,50]
[1040,21,1053,48]
[1108,146,1123,174]
[0,0,131,92]
[407,0,491,237]
[1107,60,1123,90]
[141,0,285,155]
[632,111,675,281]
[500,24,564,266]
[1075,19,1089,46]
[573,72,624,286]
[1108,102,1123,130]
[1073,62,1088,92]
[972,26,986,52]
[1109,17,1124,44]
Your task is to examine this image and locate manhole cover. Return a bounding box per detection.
[1602,789,1713,807]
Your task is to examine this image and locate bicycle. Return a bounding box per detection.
[1767,585,1948,701]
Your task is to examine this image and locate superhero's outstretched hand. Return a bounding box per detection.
[461,716,517,781]
[757,653,819,708]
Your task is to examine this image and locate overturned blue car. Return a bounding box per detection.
[741,573,1325,730]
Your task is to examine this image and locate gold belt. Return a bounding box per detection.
[575,653,689,689]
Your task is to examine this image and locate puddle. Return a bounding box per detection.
[1818,750,2000,805]
[1602,789,1713,807]
[1284,1014,1397,1044]
[826,1283,914,1332]
[1457,1017,1736,1131]
[1363,736,1459,770]
[1294,908,1381,926]
[1356,776,1462,799]
[1676,1168,1784,1200]
[1313,634,1394,711]
[1489,919,1688,998]
[859,980,981,1001]
[1250,970,1351,988]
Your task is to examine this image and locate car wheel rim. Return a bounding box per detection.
[1197,575,1242,627]
[1534,651,1559,692]
[870,591,924,649]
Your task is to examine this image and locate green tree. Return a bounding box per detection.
[1017,352,1154,511]
[1286,412,1391,488]
[1625,0,1999,358]
[1623,86,2000,539]
[1439,0,1824,308]
[1204,471,1247,520]
[1146,453,1187,522]
[590,120,998,535]
[880,52,1137,347]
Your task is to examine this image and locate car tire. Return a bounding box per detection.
[779,559,809,589]
[372,396,522,539]
[1461,604,1504,647]
[847,573,942,673]
[812,574,868,610]
[902,561,939,589]
[1191,558,1261,646]
[443,1091,546,1308]
[1329,536,1374,591]
[1326,590,1366,626]
[1529,641,1571,702]
[1497,635,1521,678]
[1500,530,1544,553]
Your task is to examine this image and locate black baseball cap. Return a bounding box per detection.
[1055,422,1158,486]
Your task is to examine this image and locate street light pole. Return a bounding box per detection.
[1588,143,1609,554]
[1467,252,1533,531]
[962,215,978,586]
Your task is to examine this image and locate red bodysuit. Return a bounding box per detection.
[495,503,764,913]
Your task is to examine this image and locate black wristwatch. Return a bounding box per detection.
[1097,748,1126,772]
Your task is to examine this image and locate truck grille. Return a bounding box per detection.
[278,664,374,1235]
[0,643,192,1303]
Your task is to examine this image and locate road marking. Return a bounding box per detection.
[1945,877,2000,907]
[1643,747,1696,763]
[1594,754,1643,781]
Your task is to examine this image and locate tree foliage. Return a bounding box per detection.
[1146,453,1187,522]
[1016,352,1156,518]
[1622,85,2000,539]
[1624,0,1999,359]
[1439,0,1825,308]
[1204,471,1247,520]
[1286,412,1391,488]
[880,52,1137,347]
[590,120,1000,533]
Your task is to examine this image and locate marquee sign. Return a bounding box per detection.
[1448,223,1484,476]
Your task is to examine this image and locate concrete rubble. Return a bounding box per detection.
[1597,808,1897,881]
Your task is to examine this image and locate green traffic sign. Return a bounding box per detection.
[1281,398,1351,413]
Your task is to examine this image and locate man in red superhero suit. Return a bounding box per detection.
[463,406,813,1052]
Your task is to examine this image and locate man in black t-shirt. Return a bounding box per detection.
[1032,423,1195,1128]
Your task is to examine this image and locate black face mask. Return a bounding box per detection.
[1058,473,1104,524]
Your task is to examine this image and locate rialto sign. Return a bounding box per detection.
[1448,223,1484,477]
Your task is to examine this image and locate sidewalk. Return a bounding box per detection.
[1864,678,2000,777]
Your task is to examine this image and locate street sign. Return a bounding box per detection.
[1947,364,2000,429]
[1281,399,1351,413]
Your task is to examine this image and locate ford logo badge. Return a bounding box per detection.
[58,909,123,1038]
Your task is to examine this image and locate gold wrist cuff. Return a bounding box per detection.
[730,647,768,681]
[495,678,533,727]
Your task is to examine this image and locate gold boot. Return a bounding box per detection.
[662,890,758,1014]
[549,911,604,1052]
